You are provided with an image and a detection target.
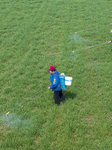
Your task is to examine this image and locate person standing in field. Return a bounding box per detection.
[47,66,66,105]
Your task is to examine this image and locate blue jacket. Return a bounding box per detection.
[50,71,62,91]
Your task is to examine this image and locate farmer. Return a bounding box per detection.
[47,66,66,105]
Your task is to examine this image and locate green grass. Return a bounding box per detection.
[0,0,112,149]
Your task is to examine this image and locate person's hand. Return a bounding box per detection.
[108,41,111,43]
[110,23,112,25]
[48,86,50,90]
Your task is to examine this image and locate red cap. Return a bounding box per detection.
[47,66,55,71]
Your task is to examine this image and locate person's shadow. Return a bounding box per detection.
[64,91,77,100]
[59,91,77,104]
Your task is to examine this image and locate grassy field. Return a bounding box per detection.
[0,0,112,149]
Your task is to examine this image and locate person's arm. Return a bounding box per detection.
[110,23,112,25]
[50,76,59,89]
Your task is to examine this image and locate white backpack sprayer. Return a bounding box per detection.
[59,73,72,90]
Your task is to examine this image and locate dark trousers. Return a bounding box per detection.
[53,90,65,105]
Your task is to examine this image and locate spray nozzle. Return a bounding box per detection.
[6,111,11,115]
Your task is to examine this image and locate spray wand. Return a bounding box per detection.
[5,86,49,115]
[6,111,11,115]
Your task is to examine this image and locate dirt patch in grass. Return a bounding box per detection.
[84,114,96,126]
[25,86,29,89]
[109,115,112,119]
[87,61,92,66]
[35,136,42,144]
[0,125,10,133]
[81,106,85,110]
[55,118,62,124]
[85,130,94,138]
[46,51,59,55]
